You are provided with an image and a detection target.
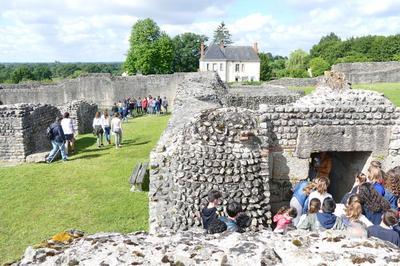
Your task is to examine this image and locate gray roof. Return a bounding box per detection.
[203,43,260,62]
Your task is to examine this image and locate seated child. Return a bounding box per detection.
[201,190,222,230]
[316,198,345,230]
[219,201,242,232]
[273,206,297,233]
[367,210,400,247]
[297,198,321,230]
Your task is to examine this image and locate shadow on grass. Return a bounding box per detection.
[123,138,151,146]
[70,154,102,160]
[75,136,96,152]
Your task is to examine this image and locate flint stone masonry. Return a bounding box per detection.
[332,61,400,83]
[58,99,98,134]
[0,104,60,162]
[225,85,304,110]
[150,70,400,227]
[0,73,185,107]
[15,229,400,266]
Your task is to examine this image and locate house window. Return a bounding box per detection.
[235,64,240,72]
[206,63,209,71]
[242,64,245,72]
[213,63,217,71]
[220,63,223,71]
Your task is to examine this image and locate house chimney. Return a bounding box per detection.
[200,42,205,59]
[253,42,258,53]
[219,40,224,49]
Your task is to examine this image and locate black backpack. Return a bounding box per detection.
[46,126,53,140]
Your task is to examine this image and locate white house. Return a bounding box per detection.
[199,42,260,82]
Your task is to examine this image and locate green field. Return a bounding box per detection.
[0,115,169,264]
[289,82,400,106]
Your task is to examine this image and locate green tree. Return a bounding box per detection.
[259,52,272,81]
[11,66,34,83]
[286,49,309,78]
[124,18,173,75]
[213,22,233,44]
[172,32,208,72]
[33,65,52,81]
[309,57,330,76]
[154,33,174,74]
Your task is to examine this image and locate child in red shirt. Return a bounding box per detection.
[273,206,297,233]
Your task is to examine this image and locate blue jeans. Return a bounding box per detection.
[48,140,67,161]
[104,127,111,142]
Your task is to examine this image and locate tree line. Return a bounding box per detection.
[0,62,122,84]
[261,33,400,80]
[2,17,400,84]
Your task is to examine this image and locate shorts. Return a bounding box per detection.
[65,134,74,141]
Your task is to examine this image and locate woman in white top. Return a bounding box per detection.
[308,177,332,209]
[92,111,104,148]
[102,110,111,145]
[61,112,75,154]
[111,112,123,148]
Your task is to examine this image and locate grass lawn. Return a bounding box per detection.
[289,82,400,106]
[0,115,170,264]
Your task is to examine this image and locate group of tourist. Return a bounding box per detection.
[92,110,123,149]
[110,95,169,121]
[201,160,400,247]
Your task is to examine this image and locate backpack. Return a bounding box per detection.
[46,126,53,140]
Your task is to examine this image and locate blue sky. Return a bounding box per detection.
[1,0,400,62]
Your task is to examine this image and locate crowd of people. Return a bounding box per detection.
[45,95,169,163]
[200,160,400,247]
[110,95,169,121]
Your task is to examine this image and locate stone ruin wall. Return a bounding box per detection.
[332,61,400,83]
[0,104,60,162]
[0,100,98,162]
[149,71,400,231]
[58,100,98,134]
[225,85,304,110]
[0,73,185,107]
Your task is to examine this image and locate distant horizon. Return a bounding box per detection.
[1,0,400,62]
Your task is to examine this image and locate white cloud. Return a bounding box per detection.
[0,0,400,62]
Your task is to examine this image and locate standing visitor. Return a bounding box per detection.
[102,110,111,145]
[93,111,104,148]
[162,96,168,114]
[111,113,123,148]
[137,97,142,115]
[142,97,148,114]
[61,112,75,155]
[148,96,154,114]
[357,182,391,225]
[307,177,332,210]
[383,169,400,210]
[46,116,68,163]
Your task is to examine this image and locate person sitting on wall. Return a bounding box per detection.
[201,190,222,230]
[273,206,297,234]
[219,201,242,232]
[46,116,68,163]
[357,182,391,225]
[290,179,316,226]
[297,198,321,231]
[367,209,400,247]
[382,169,400,210]
[309,152,332,180]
